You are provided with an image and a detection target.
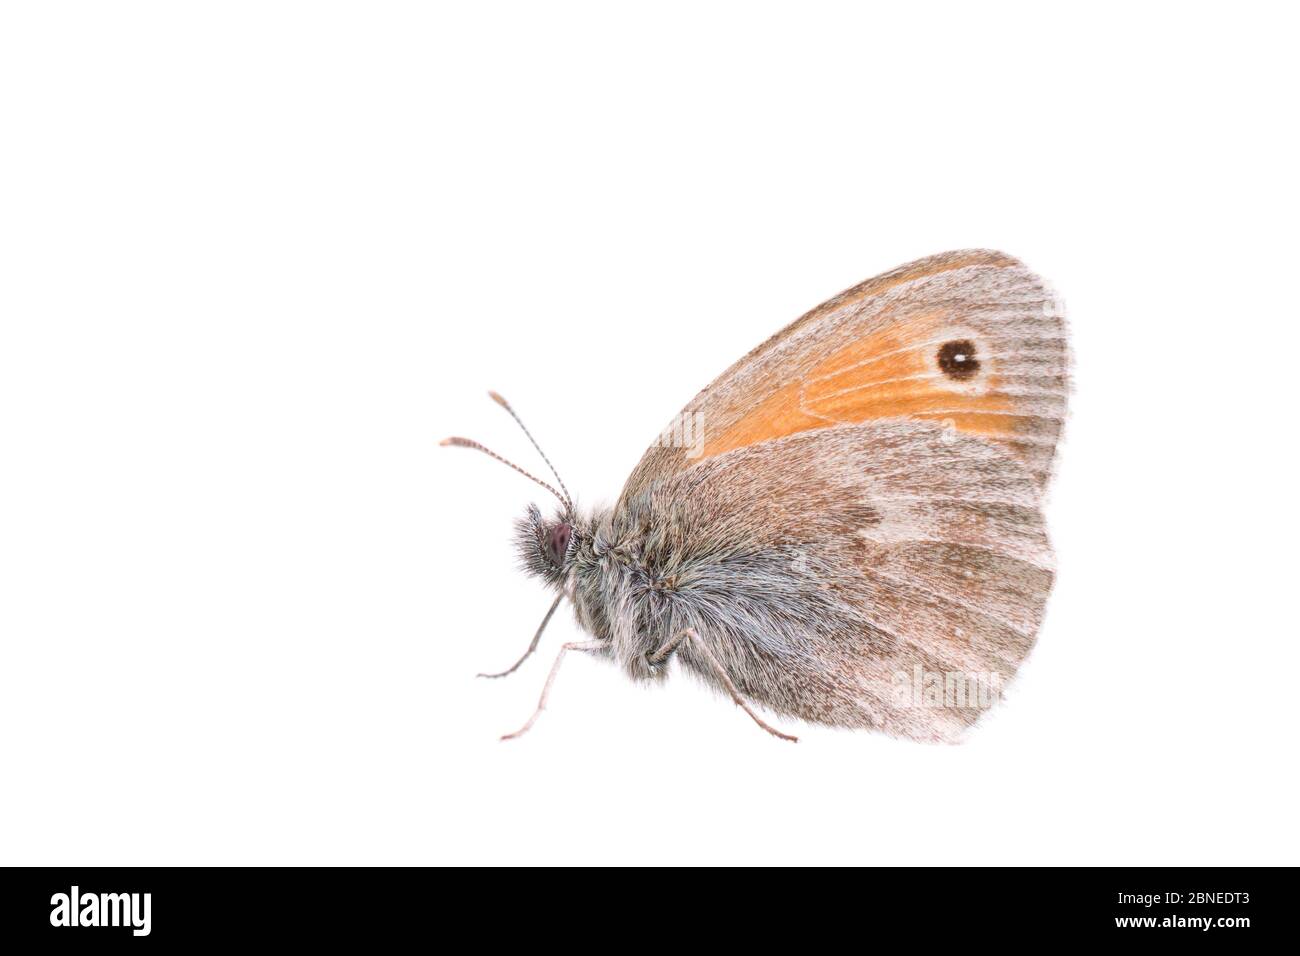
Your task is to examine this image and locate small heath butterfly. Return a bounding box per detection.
[444,250,1067,743]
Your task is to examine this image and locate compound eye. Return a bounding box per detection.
[546,523,572,567]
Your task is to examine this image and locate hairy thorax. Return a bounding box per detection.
[568,505,670,681]
[567,488,828,688]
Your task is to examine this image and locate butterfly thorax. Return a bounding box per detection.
[564,485,822,685]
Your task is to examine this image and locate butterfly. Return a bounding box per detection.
[445,250,1067,742]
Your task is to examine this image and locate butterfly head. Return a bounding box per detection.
[514,503,581,587]
[442,390,581,589]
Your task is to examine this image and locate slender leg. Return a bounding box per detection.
[478,594,563,679]
[500,640,604,741]
[646,626,689,666]
[648,627,798,742]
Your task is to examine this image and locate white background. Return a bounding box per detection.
[2,3,1297,866]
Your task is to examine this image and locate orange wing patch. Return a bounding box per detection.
[618,251,1066,506]
[700,316,1020,459]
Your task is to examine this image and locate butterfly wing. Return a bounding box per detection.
[623,420,1052,741]
[612,250,1065,739]
[620,249,1067,504]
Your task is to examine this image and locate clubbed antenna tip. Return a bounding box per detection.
[440,434,568,508]
[483,391,573,511]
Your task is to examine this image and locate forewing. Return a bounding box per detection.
[621,249,1067,504]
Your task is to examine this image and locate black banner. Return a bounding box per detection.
[0,867,1288,945]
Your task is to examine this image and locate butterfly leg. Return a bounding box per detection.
[647,628,798,743]
[478,593,563,679]
[500,639,604,741]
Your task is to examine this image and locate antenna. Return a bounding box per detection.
[486,391,573,511]
[439,436,568,508]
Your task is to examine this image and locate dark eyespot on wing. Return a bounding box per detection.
[937,339,980,380]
